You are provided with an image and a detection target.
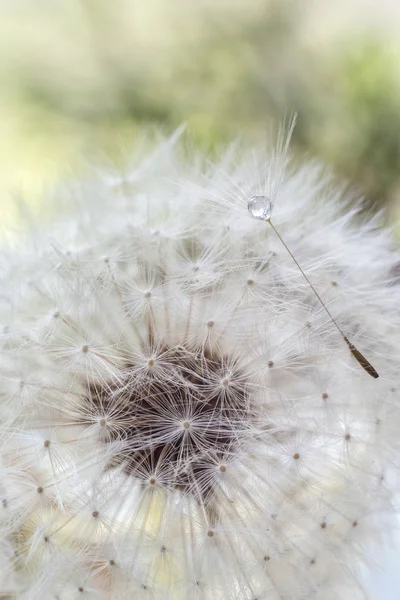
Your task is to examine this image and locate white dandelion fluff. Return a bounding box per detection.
[0,126,400,600]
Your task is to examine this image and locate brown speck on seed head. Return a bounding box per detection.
[293,453,300,460]
[147,358,155,368]
[306,321,312,328]
[219,465,226,473]
[331,281,338,287]
[99,418,106,427]
[268,361,274,368]
[81,344,89,353]
[78,587,84,593]
[247,279,254,286]
[263,555,270,561]
[149,477,156,485]
[43,536,49,543]
[322,392,328,400]
[92,510,99,518]
[160,545,166,553]
[144,291,151,298]
[207,530,214,537]
[310,558,316,565]
[320,522,326,529]
[182,421,191,430]
[37,486,44,494]
[109,559,115,566]
[44,440,51,448]
[352,520,358,527]
[345,433,351,441]
[207,320,214,328]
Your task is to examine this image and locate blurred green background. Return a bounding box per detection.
[0,0,399,229]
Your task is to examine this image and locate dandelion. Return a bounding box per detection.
[0,128,399,600]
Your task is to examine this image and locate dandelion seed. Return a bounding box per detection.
[248,198,379,378]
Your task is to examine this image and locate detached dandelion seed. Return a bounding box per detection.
[247,194,379,378]
[0,126,399,600]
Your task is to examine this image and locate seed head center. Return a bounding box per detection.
[85,345,250,501]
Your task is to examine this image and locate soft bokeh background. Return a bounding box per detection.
[0,0,400,232]
[0,0,399,595]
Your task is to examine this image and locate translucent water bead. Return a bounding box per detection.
[247,196,272,220]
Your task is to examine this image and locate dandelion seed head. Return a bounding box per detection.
[0,128,400,599]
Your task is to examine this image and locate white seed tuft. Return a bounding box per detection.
[0,130,399,599]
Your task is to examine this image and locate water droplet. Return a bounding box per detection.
[248,196,272,221]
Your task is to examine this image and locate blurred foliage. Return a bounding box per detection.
[0,0,399,227]
[295,40,400,209]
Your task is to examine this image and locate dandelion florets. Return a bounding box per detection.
[0,130,400,599]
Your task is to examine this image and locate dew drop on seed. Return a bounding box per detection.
[248,196,272,220]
